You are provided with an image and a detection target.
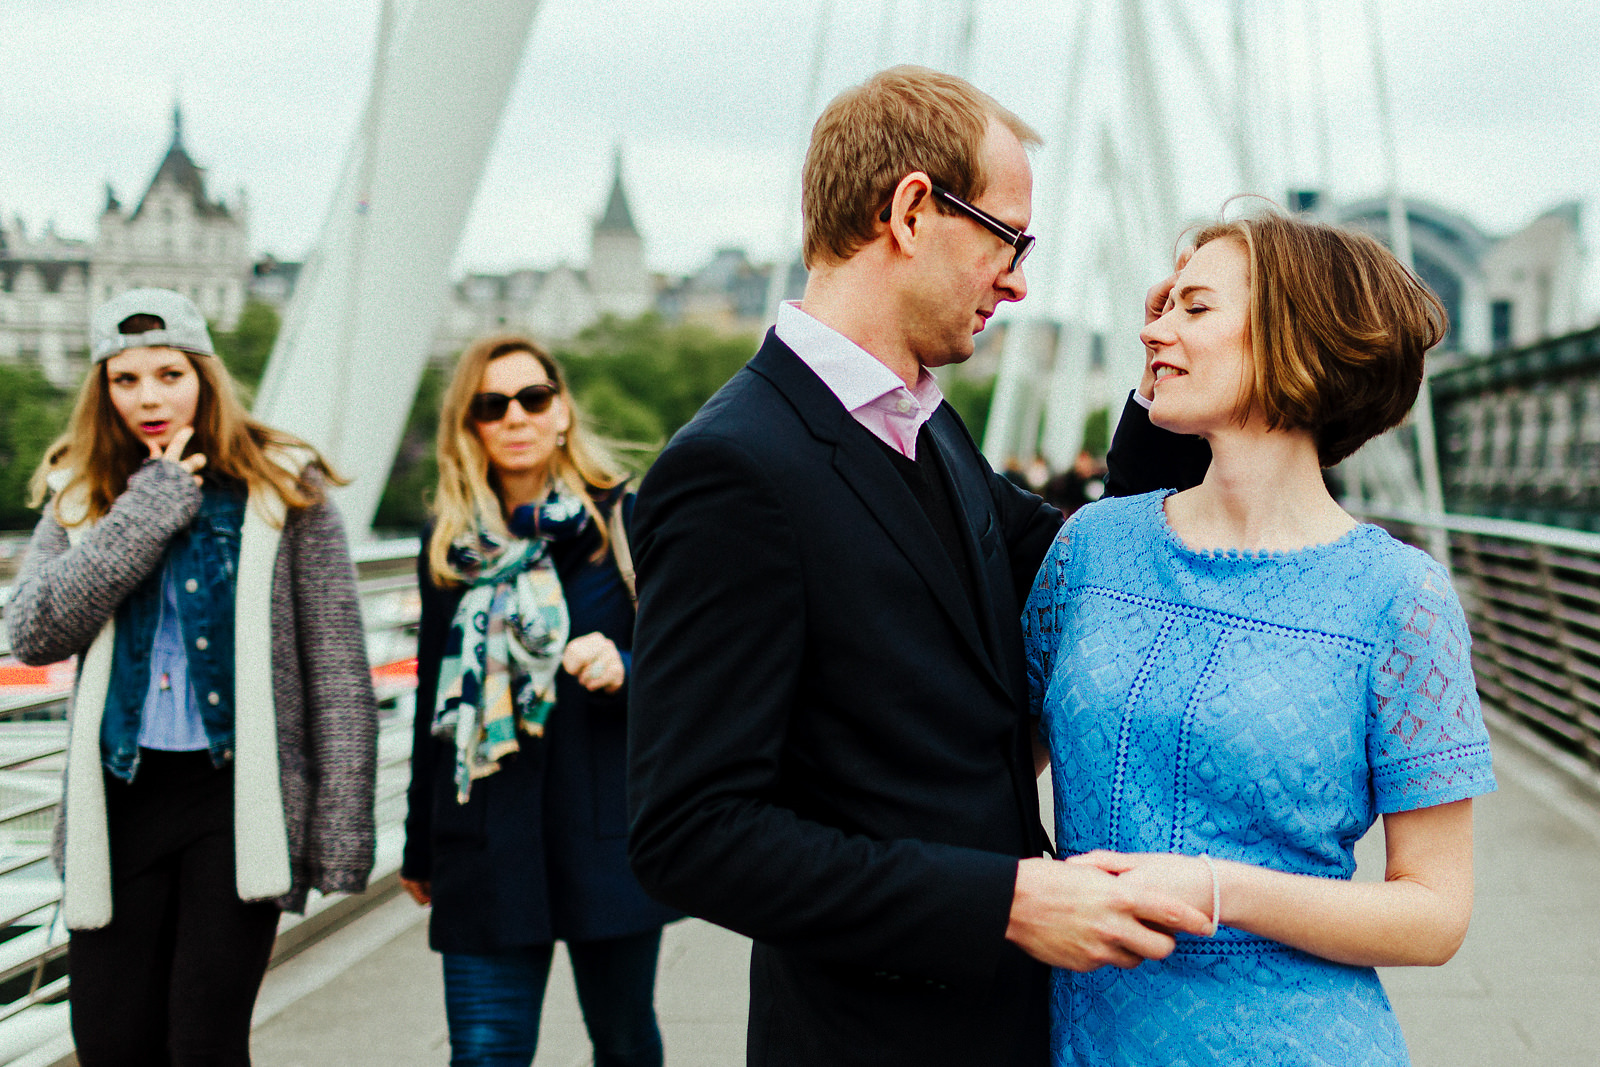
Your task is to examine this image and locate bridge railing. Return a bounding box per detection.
[0,539,422,1067]
[1359,508,1600,783]
[3,514,1599,1058]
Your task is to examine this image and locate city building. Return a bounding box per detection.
[0,106,250,387]
[431,151,659,355]
[1335,197,1586,357]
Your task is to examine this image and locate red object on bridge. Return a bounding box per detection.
[1,657,417,694]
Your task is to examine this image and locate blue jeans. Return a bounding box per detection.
[441,929,665,1067]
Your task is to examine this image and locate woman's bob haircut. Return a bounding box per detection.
[1192,207,1448,467]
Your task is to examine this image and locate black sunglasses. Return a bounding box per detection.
[879,183,1036,272]
[469,383,557,423]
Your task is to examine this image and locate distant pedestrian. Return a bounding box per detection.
[6,287,378,1066]
[1025,209,1497,1064]
[1041,448,1106,516]
[400,333,675,1067]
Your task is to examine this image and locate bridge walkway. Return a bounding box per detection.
[247,718,1600,1066]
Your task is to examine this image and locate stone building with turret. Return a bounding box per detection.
[433,150,658,354]
[0,107,250,387]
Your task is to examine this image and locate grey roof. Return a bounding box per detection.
[594,152,638,236]
[131,105,232,222]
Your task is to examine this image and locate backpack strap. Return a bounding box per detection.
[609,491,637,607]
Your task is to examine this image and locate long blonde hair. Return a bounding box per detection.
[428,333,627,587]
[29,346,343,526]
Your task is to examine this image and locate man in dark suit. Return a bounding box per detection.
[627,66,1211,1066]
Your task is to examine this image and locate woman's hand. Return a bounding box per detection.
[1139,248,1193,400]
[562,631,626,693]
[152,426,207,486]
[401,877,432,906]
[1067,850,1216,935]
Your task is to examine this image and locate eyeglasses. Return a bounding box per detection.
[931,185,1035,272]
[469,383,557,423]
[879,183,1036,273]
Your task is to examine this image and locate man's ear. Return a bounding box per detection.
[880,172,933,255]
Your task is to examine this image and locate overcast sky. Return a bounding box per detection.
[5,0,1598,323]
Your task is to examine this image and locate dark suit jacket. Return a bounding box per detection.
[628,334,1204,1066]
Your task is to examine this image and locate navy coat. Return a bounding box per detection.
[402,489,678,953]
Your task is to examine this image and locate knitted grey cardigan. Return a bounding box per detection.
[6,455,377,928]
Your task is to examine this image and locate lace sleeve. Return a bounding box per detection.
[1022,513,1081,724]
[1368,557,1497,813]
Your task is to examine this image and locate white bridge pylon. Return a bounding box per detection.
[255,0,543,536]
[984,0,1284,472]
[983,0,1439,528]
[257,0,1436,534]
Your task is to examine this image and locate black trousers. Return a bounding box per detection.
[69,750,281,1067]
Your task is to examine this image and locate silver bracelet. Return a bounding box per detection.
[1200,853,1220,935]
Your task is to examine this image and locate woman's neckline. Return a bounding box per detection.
[1152,489,1370,561]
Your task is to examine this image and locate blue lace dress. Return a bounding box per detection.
[1023,492,1496,1066]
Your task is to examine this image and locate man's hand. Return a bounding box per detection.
[1138,249,1193,401]
[1004,856,1213,971]
[1067,850,1217,935]
[400,877,431,906]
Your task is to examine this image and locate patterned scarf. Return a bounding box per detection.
[432,482,590,803]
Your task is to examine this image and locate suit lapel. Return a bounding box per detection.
[749,334,1008,694]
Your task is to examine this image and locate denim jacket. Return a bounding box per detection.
[102,480,246,780]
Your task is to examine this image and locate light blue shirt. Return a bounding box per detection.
[136,565,210,752]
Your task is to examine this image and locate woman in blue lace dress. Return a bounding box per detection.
[1023,210,1496,1065]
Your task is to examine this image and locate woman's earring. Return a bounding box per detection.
[556,432,568,448]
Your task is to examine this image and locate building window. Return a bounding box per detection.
[1491,301,1513,352]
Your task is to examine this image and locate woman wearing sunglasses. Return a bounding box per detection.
[400,333,676,1067]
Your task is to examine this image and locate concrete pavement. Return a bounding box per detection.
[250,720,1600,1064]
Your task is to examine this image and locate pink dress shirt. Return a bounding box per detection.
[775,301,945,461]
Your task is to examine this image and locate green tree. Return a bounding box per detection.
[940,374,995,445]
[555,313,756,460]
[210,300,280,399]
[1081,406,1111,458]
[372,364,448,536]
[0,364,72,530]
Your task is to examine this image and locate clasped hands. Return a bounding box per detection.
[1006,850,1218,973]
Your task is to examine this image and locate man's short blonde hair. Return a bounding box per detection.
[800,65,1040,268]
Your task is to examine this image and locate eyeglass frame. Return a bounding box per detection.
[877,180,1036,272]
[468,382,558,423]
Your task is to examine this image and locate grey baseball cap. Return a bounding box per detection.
[90,287,216,363]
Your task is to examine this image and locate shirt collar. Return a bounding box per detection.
[775,301,944,414]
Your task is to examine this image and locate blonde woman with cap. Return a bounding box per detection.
[6,288,377,1066]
